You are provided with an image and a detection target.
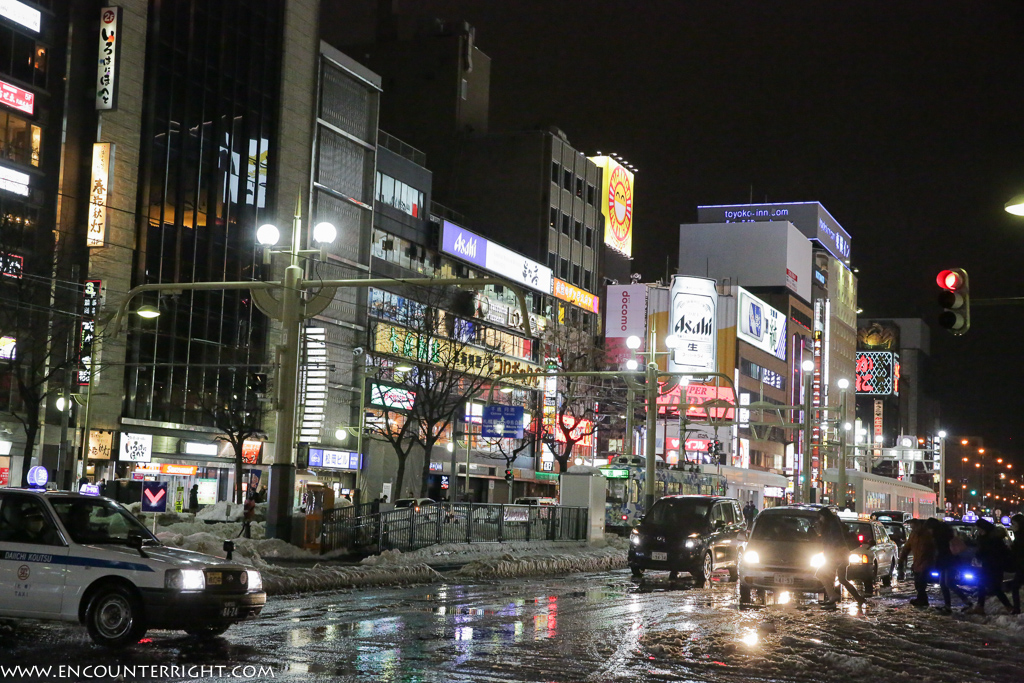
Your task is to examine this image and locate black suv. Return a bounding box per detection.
[628,495,747,584]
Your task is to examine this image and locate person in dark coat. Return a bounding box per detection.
[900,518,936,606]
[815,507,865,606]
[968,518,1013,614]
[188,484,199,514]
[742,501,757,529]
[926,517,972,613]
[1009,513,1024,615]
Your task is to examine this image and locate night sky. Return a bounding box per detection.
[330,1,1024,457]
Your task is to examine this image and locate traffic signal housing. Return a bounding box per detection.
[936,268,970,335]
[504,468,514,482]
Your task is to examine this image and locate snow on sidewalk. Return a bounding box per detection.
[152,520,630,596]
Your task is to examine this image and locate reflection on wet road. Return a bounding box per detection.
[3,570,1024,682]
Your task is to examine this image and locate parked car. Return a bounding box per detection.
[870,510,913,523]
[628,495,746,585]
[739,504,837,604]
[0,488,265,648]
[393,498,437,512]
[513,497,558,506]
[841,516,898,595]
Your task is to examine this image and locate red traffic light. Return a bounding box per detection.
[937,269,963,291]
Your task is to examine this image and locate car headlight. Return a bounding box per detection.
[810,552,826,569]
[685,539,697,549]
[165,568,206,591]
[743,550,760,564]
[246,569,263,592]
[630,530,640,545]
[848,553,868,564]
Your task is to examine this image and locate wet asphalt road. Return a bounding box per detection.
[3,570,1024,683]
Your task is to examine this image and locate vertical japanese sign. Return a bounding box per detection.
[87,143,112,247]
[96,7,121,110]
[78,280,101,385]
[873,399,884,459]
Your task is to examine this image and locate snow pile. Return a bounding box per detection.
[196,500,243,521]
[260,562,444,595]
[452,545,626,578]
[360,540,592,567]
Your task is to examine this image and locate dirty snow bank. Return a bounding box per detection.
[452,545,627,578]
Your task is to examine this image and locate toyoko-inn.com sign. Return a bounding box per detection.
[669,276,717,374]
[441,220,552,294]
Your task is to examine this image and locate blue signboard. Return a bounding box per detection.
[308,448,362,470]
[482,405,525,439]
[141,481,168,513]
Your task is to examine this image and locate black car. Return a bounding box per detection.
[628,495,747,584]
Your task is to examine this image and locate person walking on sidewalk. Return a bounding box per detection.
[814,507,865,607]
[239,494,256,539]
[926,517,972,613]
[1009,514,1024,615]
[742,501,757,529]
[900,518,936,607]
[967,518,1013,614]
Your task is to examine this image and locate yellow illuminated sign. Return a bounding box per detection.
[590,156,634,257]
[87,143,112,247]
[371,321,542,387]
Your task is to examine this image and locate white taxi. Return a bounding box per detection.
[0,488,266,648]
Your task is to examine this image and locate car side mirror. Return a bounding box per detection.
[126,532,143,550]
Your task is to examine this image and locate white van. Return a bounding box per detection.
[0,488,266,647]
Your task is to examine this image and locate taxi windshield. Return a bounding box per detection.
[750,513,821,543]
[49,496,157,545]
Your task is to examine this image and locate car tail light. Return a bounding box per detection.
[622,514,628,521]
[857,534,865,543]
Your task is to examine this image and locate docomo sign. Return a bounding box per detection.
[552,278,599,314]
[605,284,647,339]
[440,220,552,294]
[668,275,717,374]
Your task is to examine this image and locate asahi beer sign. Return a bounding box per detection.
[737,288,787,361]
[440,220,552,294]
[668,276,717,374]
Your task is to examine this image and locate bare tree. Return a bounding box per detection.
[365,286,505,498]
[0,227,83,486]
[543,321,609,473]
[192,370,267,504]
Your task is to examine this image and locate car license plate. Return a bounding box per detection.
[652,551,668,561]
[773,574,794,585]
[206,572,222,585]
[221,602,238,618]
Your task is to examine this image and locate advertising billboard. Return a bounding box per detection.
[736,288,787,361]
[697,201,852,265]
[440,220,552,293]
[589,156,634,257]
[668,275,717,374]
[552,278,599,313]
[856,351,900,396]
[119,432,153,463]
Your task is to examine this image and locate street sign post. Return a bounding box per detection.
[141,481,168,513]
[482,405,524,439]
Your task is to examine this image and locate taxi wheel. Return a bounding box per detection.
[739,585,752,604]
[185,624,231,637]
[86,584,147,648]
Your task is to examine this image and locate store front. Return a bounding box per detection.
[303,447,362,506]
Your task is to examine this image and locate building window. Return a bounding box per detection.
[561,213,570,235]
[375,171,424,218]
[575,177,583,198]
[551,161,560,184]
[573,220,582,242]
[583,270,592,290]
[549,206,558,228]
[548,252,557,270]
[587,184,596,206]
[0,112,40,166]
[559,258,569,279]
[572,264,581,285]
[563,168,572,191]
[585,226,593,247]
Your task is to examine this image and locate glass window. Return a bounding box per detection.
[751,513,819,542]
[647,498,710,528]
[0,28,12,75]
[49,496,156,546]
[559,258,569,279]
[574,220,582,241]
[33,46,46,88]
[563,168,572,191]
[585,226,593,247]
[0,496,63,546]
[549,206,558,228]
[583,270,591,290]
[572,264,580,284]
[551,161,559,184]
[575,177,583,198]
[547,252,557,270]
[587,184,596,206]
[560,213,570,235]
[11,32,33,83]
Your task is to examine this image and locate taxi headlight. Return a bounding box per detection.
[743,550,760,564]
[165,568,205,591]
[810,552,826,569]
[685,539,697,549]
[848,553,868,564]
[630,530,640,545]
[246,569,263,592]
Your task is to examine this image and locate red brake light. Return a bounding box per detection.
[622,514,628,521]
[857,534,865,542]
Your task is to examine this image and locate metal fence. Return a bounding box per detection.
[320,502,589,555]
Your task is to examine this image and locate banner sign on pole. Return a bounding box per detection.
[141,481,168,513]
